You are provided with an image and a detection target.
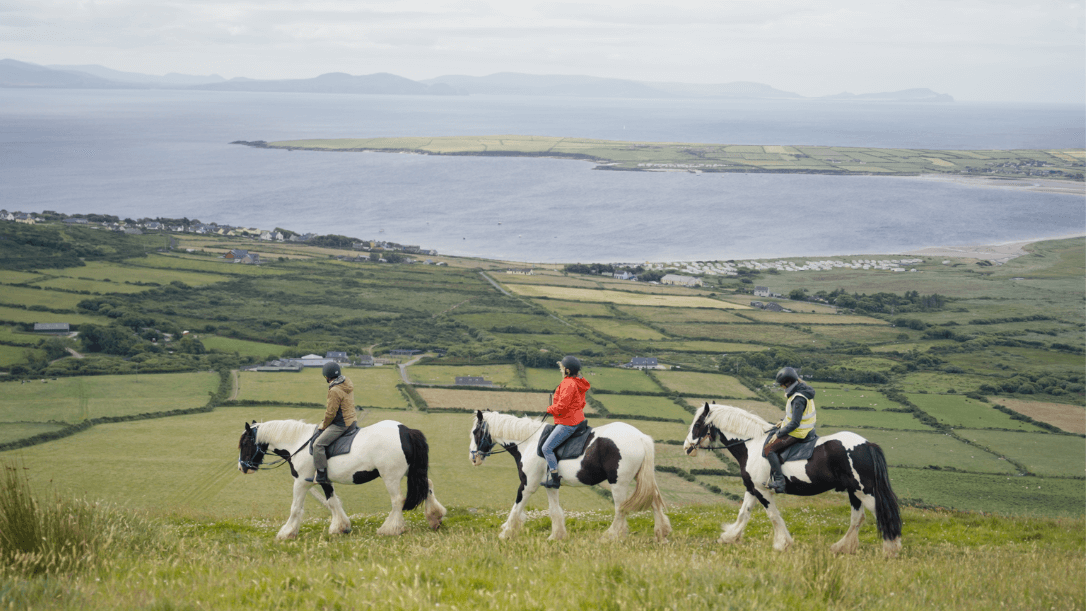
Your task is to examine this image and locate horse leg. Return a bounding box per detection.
[600,481,631,541]
[423,478,447,530]
[762,495,794,552]
[830,491,865,555]
[307,485,352,535]
[861,493,902,557]
[651,487,672,542]
[545,488,567,541]
[720,492,756,544]
[276,478,310,540]
[499,465,543,540]
[376,473,406,536]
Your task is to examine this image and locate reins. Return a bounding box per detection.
[240,427,320,471]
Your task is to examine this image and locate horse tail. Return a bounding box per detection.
[622,434,665,514]
[868,442,902,542]
[401,427,431,511]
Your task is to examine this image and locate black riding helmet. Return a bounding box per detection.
[775,366,799,387]
[322,361,341,379]
[559,355,581,376]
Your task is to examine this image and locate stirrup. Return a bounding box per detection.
[306,470,330,484]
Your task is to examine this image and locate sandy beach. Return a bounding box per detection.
[904,233,1085,263]
[909,174,1085,196]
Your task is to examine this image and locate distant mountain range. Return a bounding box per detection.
[0,59,955,102]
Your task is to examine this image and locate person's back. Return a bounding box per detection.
[541,355,590,489]
[764,367,816,493]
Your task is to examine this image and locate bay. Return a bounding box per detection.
[0,89,1082,262]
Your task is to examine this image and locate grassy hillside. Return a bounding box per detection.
[0,222,1082,520]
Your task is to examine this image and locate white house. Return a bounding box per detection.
[660,274,703,287]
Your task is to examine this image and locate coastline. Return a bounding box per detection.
[905,173,1086,196]
[902,233,1086,263]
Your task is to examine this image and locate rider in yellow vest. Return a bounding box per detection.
[764,367,816,493]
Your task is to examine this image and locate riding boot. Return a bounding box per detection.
[306,469,330,484]
[766,453,786,493]
[542,469,561,489]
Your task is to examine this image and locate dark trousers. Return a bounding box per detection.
[763,434,800,457]
[313,424,347,472]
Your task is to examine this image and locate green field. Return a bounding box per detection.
[594,395,692,420]
[956,430,1086,477]
[263,136,1086,180]
[908,393,1047,431]
[406,364,524,387]
[819,428,1018,474]
[0,344,38,367]
[577,317,668,340]
[653,371,756,398]
[525,367,665,393]
[0,372,219,423]
[814,384,908,410]
[202,336,287,359]
[236,369,407,408]
[817,409,935,431]
[0,305,103,325]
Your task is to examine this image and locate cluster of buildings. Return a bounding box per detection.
[643,257,925,276]
[1,211,436,256]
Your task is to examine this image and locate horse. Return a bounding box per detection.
[684,402,902,557]
[468,410,672,542]
[237,419,446,539]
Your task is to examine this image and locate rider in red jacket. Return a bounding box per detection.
[542,355,591,489]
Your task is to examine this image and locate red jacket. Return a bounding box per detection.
[547,376,591,426]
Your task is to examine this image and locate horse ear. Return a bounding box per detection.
[702,402,711,414]
[244,422,251,431]
[475,410,483,422]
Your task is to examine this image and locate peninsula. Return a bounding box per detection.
[233,136,1086,181]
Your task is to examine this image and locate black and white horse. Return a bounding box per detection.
[469,410,672,541]
[684,403,902,556]
[238,419,446,539]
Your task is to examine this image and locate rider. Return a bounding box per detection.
[306,361,357,484]
[764,366,816,493]
[541,355,591,489]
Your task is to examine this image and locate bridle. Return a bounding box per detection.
[692,424,754,452]
[470,415,549,461]
[239,426,318,472]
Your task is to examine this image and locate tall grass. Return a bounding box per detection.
[0,460,151,577]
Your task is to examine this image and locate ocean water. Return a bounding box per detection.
[0,89,1082,262]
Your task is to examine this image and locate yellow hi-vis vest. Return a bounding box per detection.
[779,392,816,439]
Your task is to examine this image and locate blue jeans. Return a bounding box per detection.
[542,424,578,471]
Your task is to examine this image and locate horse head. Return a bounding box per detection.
[469,410,495,466]
[683,403,716,457]
[238,420,267,474]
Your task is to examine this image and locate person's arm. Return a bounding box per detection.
[320,390,340,429]
[777,395,807,437]
[547,382,575,417]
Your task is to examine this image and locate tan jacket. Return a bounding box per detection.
[321,376,357,429]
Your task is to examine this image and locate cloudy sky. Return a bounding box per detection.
[3,0,1084,103]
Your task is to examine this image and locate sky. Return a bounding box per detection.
[2,0,1084,103]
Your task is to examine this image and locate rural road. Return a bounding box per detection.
[397,355,427,384]
[478,271,511,296]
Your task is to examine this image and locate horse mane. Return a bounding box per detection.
[481,411,547,442]
[255,419,315,445]
[707,404,772,439]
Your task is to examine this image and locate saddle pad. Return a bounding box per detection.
[309,423,361,458]
[536,421,592,461]
[764,430,820,463]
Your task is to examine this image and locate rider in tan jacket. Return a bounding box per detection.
[306,361,357,484]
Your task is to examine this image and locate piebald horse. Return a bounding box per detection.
[684,403,902,557]
[469,410,672,542]
[238,419,446,539]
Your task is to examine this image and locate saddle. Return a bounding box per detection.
[308,423,361,459]
[764,429,820,463]
[535,421,592,462]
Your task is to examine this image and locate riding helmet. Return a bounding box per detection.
[560,355,581,376]
[322,361,342,379]
[775,366,799,387]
